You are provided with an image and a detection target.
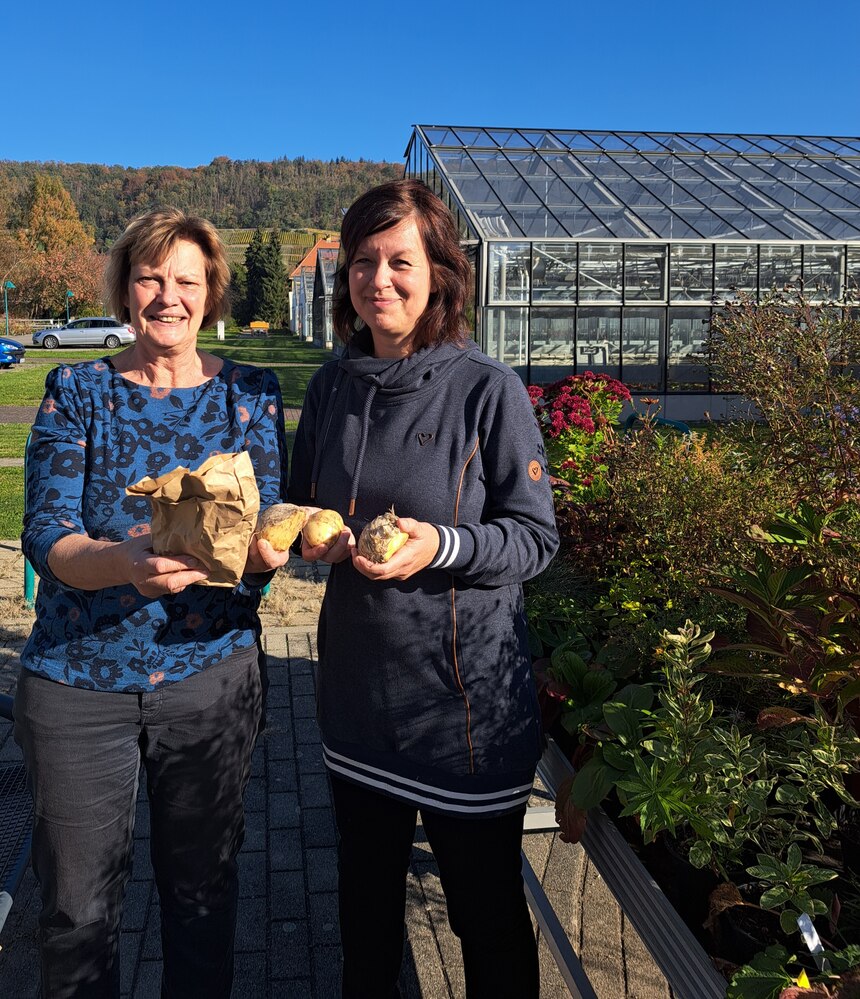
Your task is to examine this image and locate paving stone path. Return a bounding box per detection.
[0,541,675,997]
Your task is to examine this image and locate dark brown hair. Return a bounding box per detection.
[104,207,230,329]
[333,179,472,349]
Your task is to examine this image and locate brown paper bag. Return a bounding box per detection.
[126,452,260,587]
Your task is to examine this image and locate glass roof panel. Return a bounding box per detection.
[725,157,840,213]
[508,207,568,237]
[815,157,860,184]
[435,149,479,179]
[582,132,634,151]
[470,151,520,175]
[517,130,567,150]
[790,212,860,239]
[655,158,784,216]
[548,209,613,238]
[469,152,542,204]
[579,156,667,207]
[788,137,834,156]
[470,207,525,238]
[777,138,822,156]
[770,159,860,211]
[626,207,706,239]
[497,178,543,204]
[607,154,712,208]
[420,128,860,244]
[618,133,667,151]
[752,211,825,240]
[740,135,787,154]
[682,134,729,153]
[808,137,860,156]
[506,151,556,179]
[546,176,616,208]
[503,131,537,149]
[672,207,746,238]
[582,206,654,238]
[421,127,461,146]
[539,151,591,178]
[453,128,488,146]
[564,132,606,151]
[711,135,766,154]
[650,134,702,153]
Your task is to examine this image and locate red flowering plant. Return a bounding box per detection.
[528,372,631,504]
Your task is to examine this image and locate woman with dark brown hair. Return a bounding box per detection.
[289,179,559,997]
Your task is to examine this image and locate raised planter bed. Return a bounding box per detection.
[537,738,727,999]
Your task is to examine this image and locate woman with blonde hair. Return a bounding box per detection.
[16,207,290,997]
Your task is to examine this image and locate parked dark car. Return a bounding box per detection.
[0,336,26,368]
[32,317,135,349]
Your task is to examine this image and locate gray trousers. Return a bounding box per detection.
[14,644,262,999]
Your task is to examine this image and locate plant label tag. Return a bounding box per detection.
[797,913,831,973]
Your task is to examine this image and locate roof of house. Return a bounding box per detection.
[289,239,341,279]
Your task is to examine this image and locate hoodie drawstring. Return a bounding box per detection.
[348,379,379,516]
[309,368,346,500]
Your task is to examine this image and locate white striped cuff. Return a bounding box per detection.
[428,525,461,570]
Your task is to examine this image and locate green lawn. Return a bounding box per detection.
[199,330,332,366]
[0,334,324,538]
[22,331,331,368]
[0,333,329,408]
[0,424,31,458]
[22,346,128,364]
[203,332,329,407]
[270,366,319,409]
[0,365,57,404]
[0,467,24,540]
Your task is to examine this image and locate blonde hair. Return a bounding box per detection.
[104,207,230,328]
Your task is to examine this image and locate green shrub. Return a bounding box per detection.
[710,292,860,511]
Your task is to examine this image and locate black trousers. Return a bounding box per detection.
[14,645,262,999]
[329,774,539,999]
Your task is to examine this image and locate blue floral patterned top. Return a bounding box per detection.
[21,357,288,692]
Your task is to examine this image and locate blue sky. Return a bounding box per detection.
[6,0,859,169]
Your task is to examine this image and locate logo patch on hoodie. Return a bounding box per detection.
[417,432,434,447]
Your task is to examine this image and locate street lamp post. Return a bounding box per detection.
[65,289,74,324]
[3,280,15,338]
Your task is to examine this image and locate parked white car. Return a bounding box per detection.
[32,317,135,349]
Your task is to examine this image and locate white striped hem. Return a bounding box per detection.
[323,745,533,815]
[428,525,461,570]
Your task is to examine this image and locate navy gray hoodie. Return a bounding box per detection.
[288,331,559,816]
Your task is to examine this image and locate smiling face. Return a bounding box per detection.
[348,217,435,358]
[125,239,208,354]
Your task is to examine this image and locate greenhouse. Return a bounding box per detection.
[312,247,338,350]
[289,239,339,342]
[404,127,860,417]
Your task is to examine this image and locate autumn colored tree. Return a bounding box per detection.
[27,246,105,319]
[15,174,104,318]
[22,173,94,254]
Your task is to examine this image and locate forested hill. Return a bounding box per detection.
[0,157,404,247]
